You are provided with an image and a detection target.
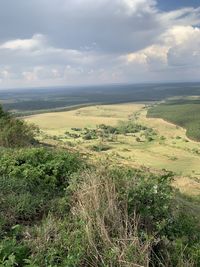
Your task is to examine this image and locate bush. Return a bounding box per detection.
[98,121,151,135]
[0,147,82,232]
[117,120,148,134]
[70,165,200,266]
[82,129,97,140]
[90,143,111,152]
[0,105,38,148]
[25,215,87,267]
[0,142,199,266]
[0,226,30,267]
[82,132,93,140]
[98,124,117,134]
[72,167,152,266]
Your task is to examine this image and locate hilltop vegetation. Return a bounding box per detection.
[0,105,38,147]
[1,148,200,266]
[148,99,200,141]
[0,104,200,266]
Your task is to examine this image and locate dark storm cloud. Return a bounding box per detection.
[0,0,162,53]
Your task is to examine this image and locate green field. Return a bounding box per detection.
[25,102,200,196]
[148,98,200,141]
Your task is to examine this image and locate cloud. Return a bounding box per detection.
[127,25,200,67]
[167,26,200,67]
[0,0,199,88]
[0,0,162,53]
[0,34,45,51]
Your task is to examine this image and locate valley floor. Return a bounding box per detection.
[25,102,200,196]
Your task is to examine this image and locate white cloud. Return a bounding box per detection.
[126,25,200,74]
[167,26,200,67]
[119,0,156,14]
[0,34,45,51]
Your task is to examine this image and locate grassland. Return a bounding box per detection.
[25,103,143,135]
[148,98,200,141]
[25,102,200,196]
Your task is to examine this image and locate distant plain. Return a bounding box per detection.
[25,102,200,196]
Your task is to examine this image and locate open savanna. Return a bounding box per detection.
[25,103,143,135]
[25,102,200,195]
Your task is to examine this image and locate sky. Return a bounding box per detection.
[0,0,200,89]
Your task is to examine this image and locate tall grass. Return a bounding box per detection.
[74,168,152,266]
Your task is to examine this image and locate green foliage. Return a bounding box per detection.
[117,120,148,134]
[24,216,86,267]
[0,155,200,266]
[99,121,148,135]
[0,147,82,232]
[82,129,97,140]
[0,105,38,148]
[148,99,200,141]
[0,236,29,266]
[71,127,82,132]
[90,142,112,152]
[127,172,174,235]
[98,124,117,134]
[97,122,156,144]
[165,194,200,266]
[105,166,200,266]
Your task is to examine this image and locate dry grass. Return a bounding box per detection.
[73,167,152,267]
[25,103,144,136]
[73,167,197,267]
[173,176,200,196]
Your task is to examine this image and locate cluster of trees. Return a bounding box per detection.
[98,121,148,135]
[0,104,200,266]
[66,121,157,142]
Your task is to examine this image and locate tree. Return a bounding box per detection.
[0,105,38,147]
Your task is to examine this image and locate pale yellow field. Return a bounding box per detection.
[25,103,200,195]
[25,103,144,135]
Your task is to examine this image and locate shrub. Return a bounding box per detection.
[73,167,152,266]
[160,135,166,141]
[0,147,82,232]
[82,129,97,140]
[147,136,154,142]
[117,120,148,134]
[98,124,117,134]
[136,137,141,142]
[82,132,93,140]
[90,143,111,152]
[71,165,200,266]
[98,121,151,135]
[0,226,30,267]
[25,215,87,267]
[0,144,199,266]
[71,128,82,131]
[0,105,38,148]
